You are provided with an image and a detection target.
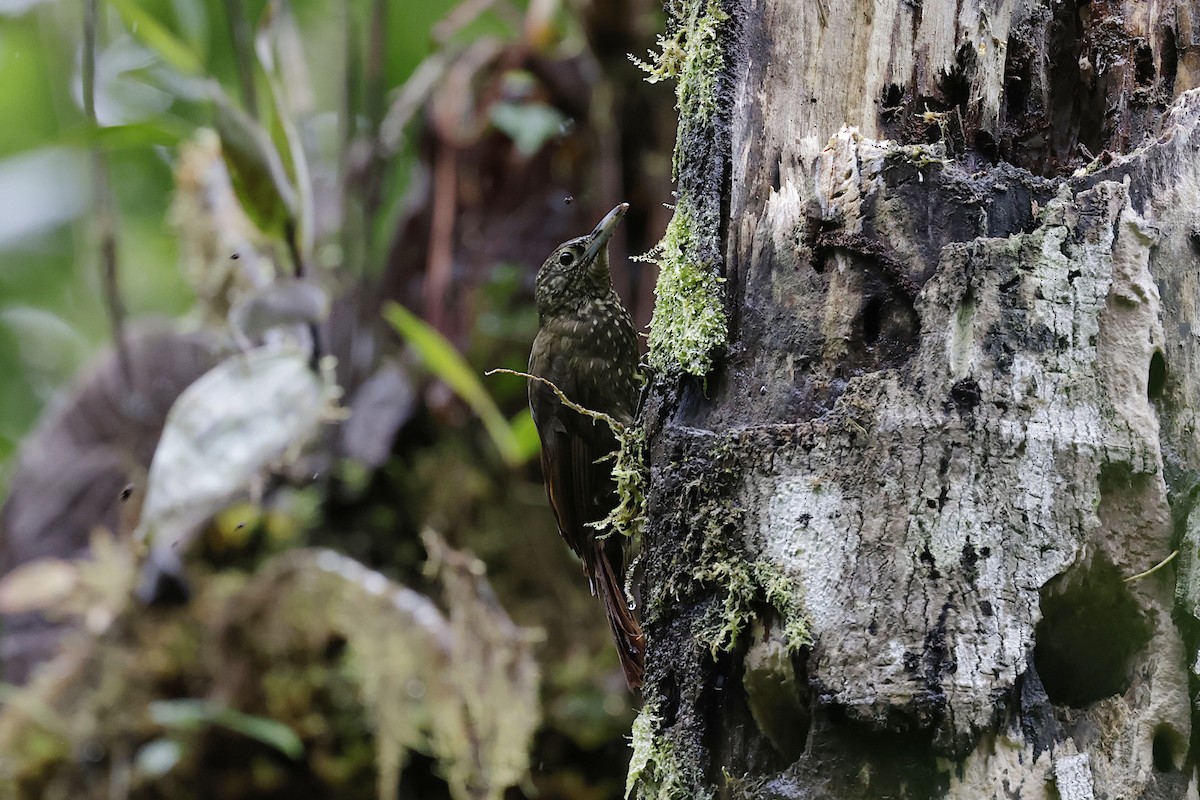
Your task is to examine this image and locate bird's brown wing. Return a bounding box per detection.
[531,383,645,687]
[534,399,616,560]
[539,420,644,687]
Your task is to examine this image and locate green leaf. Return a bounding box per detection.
[253,0,314,264]
[149,700,304,760]
[169,0,210,61]
[52,120,190,151]
[107,0,204,77]
[509,408,541,463]
[384,303,525,466]
[211,86,298,238]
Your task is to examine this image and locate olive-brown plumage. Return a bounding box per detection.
[528,203,645,688]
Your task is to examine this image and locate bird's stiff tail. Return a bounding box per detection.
[590,544,646,690]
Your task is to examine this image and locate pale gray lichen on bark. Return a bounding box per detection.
[736,129,1187,795]
[635,0,1200,798]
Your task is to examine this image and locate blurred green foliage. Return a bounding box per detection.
[385,301,539,467]
[0,0,653,795]
[0,0,479,484]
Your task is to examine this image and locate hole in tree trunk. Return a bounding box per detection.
[1147,350,1166,399]
[862,297,884,344]
[1161,26,1178,96]
[661,669,680,727]
[1152,724,1182,772]
[1134,43,1155,86]
[880,83,904,124]
[1033,553,1150,708]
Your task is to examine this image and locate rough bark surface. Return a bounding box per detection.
[636,1,1200,798]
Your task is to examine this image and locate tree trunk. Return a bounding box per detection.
[632,1,1200,798]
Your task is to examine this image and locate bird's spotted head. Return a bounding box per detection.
[535,203,628,318]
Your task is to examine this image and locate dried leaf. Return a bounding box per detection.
[134,347,339,595]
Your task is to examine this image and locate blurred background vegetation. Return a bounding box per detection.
[0,0,677,797]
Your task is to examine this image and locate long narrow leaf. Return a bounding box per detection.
[149,700,303,759]
[508,408,541,463]
[384,303,524,466]
[107,0,204,76]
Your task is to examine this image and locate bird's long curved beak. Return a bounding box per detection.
[583,203,629,262]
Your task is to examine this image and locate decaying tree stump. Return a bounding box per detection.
[632,2,1200,797]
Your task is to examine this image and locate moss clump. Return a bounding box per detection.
[631,0,730,378]
[600,421,649,541]
[695,556,812,659]
[225,538,541,800]
[630,0,729,131]
[642,198,728,378]
[625,703,712,800]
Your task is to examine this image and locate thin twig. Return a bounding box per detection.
[484,368,624,432]
[1123,549,1178,583]
[84,0,133,387]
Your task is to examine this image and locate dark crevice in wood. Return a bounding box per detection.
[1152,724,1183,772]
[1033,547,1151,708]
[879,2,1184,175]
[1148,350,1166,400]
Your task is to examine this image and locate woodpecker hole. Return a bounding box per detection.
[880,83,905,124]
[661,669,680,727]
[1152,724,1183,772]
[1005,74,1028,117]
[938,45,973,111]
[1161,27,1178,96]
[1033,554,1150,708]
[862,296,884,344]
[950,378,981,413]
[1134,43,1155,86]
[1147,350,1166,399]
[974,130,998,160]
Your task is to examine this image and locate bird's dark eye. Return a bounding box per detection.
[558,251,574,266]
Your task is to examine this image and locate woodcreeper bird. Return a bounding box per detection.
[528,202,645,688]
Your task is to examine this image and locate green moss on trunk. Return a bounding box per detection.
[641,198,728,378]
[632,0,730,379]
[625,702,712,800]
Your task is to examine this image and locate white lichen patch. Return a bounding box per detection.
[751,474,853,633]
